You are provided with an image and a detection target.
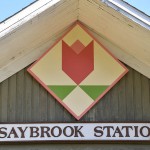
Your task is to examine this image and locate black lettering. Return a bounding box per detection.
[122,126,133,137]
[94,126,103,137]
[0,127,7,138]
[140,126,150,137]
[63,126,74,137]
[112,126,123,137]
[134,126,139,137]
[18,127,28,138]
[41,126,51,137]
[51,126,62,137]
[30,127,39,137]
[103,126,114,137]
[74,126,84,137]
[8,127,19,138]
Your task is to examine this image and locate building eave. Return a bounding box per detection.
[0,0,61,38]
[102,0,150,30]
[0,0,150,83]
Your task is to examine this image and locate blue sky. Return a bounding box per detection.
[124,0,150,15]
[0,0,149,22]
[0,0,36,22]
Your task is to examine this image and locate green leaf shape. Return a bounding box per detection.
[80,85,109,100]
[47,85,76,100]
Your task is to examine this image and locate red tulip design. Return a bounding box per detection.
[62,40,94,84]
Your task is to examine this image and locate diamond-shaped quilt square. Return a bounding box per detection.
[27,22,128,120]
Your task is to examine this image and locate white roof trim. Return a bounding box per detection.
[0,0,149,83]
[0,0,60,38]
[102,0,150,30]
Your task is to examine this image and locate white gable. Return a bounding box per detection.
[0,0,150,82]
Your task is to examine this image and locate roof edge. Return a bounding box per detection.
[101,0,150,30]
[0,0,37,24]
[0,0,61,38]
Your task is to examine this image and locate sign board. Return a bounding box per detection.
[27,22,128,120]
[0,123,150,142]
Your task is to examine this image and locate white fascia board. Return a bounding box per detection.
[0,0,60,38]
[102,0,150,30]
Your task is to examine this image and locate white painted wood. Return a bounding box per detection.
[79,0,150,78]
[0,0,61,37]
[0,0,77,66]
[0,123,150,141]
[0,0,150,83]
[0,0,78,82]
[0,26,73,82]
[102,1,150,30]
[85,25,150,78]
[107,0,150,26]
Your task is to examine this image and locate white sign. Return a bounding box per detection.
[0,123,150,142]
